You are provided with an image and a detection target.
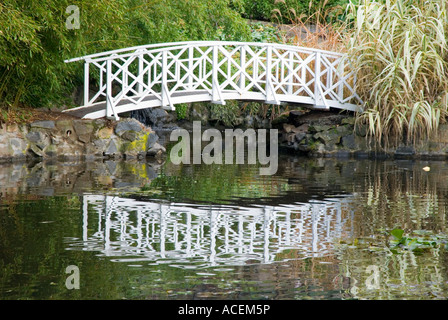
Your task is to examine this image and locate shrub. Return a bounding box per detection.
[345,0,448,146]
[235,0,352,23]
[0,0,250,110]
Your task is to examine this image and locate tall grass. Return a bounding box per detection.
[345,0,448,146]
[272,0,348,52]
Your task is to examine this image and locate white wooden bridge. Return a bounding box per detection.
[63,41,363,120]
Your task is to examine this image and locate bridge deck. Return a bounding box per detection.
[64,91,202,119]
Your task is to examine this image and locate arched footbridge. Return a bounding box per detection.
[64,41,363,120]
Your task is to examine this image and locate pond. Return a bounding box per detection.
[1,151,448,300]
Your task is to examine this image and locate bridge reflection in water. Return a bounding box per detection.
[69,195,355,268]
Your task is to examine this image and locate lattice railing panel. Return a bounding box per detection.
[65,41,363,120]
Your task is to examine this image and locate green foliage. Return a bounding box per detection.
[346,0,448,146]
[235,0,352,23]
[249,22,282,42]
[210,100,241,126]
[389,228,448,253]
[0,0,251,109]
[175,103,189,120]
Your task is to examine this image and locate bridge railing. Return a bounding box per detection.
[65,41,363,120]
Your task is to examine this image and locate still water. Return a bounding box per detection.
[1,153,448,300]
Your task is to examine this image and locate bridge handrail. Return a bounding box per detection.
[64,40,345,64]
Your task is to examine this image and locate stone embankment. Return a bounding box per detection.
[3,106,448,163]
[276,110,448,159]
[0,118,166,163]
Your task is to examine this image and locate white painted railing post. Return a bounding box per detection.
[313,52,330,110]
[123,60,128,96]
[162,50,168,107]
[106,59,113,119]
[83,60,90,107]
[161,50,174,110]
[314,52,322,107]
[188,46,194,90]
[265,45,279,104]
[287,51,293,95]
[212,45,225,105]
[138,51,144,96]
[239,45,246,94]
[265,46,272,101]
[338,59,345,102]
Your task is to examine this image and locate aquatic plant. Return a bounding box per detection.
[389,228,448,253]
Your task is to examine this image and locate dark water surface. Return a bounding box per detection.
[1,154,448,300]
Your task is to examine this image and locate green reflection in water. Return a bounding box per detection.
[0,157,448,299]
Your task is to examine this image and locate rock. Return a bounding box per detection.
[115,118,143,136]
[336,125,353,136]
[93,139,107,149]
[296,123,309,132]
[28,144,44,157]
[312,124,332,132]
[9,138,26,158]
[395,146,415,158]
[30,120,55,129]
[97,127,113,139]
[1,118,165,162]
[104,139,119,157]
[283,123,296,133]
[146,132,159,149]
[147,142,166,157]
[314,130,341,144]
[73,120,94,136]
[26,131,46,143]
[122,131,138,142]
[288,109,306,125]
[295,132,307,142]
[131,107,173,128]
[78,133,91,144]
[342,134,357,150]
